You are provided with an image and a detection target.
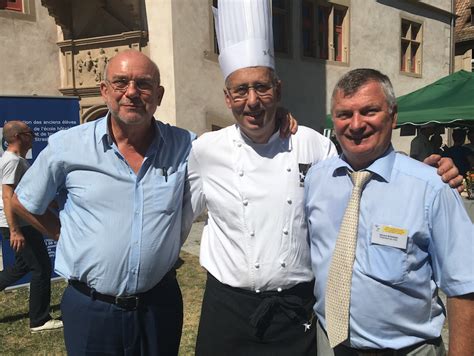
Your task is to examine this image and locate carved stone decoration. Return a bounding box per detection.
[75,49,110,87]
[57,30,148,97]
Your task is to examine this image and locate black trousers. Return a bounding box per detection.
[61,270,183,356]
[196,273,317,356]
[0,226,52,327]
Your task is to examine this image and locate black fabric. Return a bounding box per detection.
[0,226,52,327]
[195,273,316,356]
[69,269,177,310]
[61,269,183,356]
[336,337,444,356]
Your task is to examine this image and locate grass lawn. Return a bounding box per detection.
[0,251,206,355]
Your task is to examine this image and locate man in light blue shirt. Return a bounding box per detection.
[305,69,474,355]
[12,50,195,355]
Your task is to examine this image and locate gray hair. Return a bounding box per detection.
[331,68,397,115]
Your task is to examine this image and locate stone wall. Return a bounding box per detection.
[0,0,60,96]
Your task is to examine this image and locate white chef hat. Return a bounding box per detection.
[213,0,275,80]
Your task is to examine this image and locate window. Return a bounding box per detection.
[212,0,219,55]
[471,5,474,26]
[302,1,315,57]
[0,0,23,12]
[272,0,291,55]
[400,19,422,75]
[302,1,349,63]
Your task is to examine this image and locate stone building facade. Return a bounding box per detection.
[454,0,474,72]
[1,0,455,152]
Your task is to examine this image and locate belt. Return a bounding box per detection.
[69,270,176,311]
[336,336,443,356]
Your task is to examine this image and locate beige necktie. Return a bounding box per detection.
[325,170,372,348]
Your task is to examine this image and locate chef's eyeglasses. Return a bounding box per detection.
[226,83,275,102]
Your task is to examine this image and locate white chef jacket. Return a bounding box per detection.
[186,124,337,292]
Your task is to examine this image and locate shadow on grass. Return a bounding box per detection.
[0,303,61,324]
[0,312,28,323]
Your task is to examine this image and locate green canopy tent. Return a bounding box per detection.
[325,70,474,130]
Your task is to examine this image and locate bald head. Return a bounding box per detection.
[3,121,30,144]
[104,50,161,85]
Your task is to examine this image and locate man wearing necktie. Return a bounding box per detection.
[305,69,473,356]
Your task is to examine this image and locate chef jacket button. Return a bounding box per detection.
[287,198,292,204]
[239,170,244,177]
[237,143,242,147]
[243,199,249,206]
[286,167,291,172]
[254,262,260,269]
[280,261,286,268]
[277,287,282,292]
[283,229,288,235]
[250,231,255,237]
[256,289,261,293]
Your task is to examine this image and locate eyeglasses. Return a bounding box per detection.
[106,78,156,94]
[226,83,275,102]
[18,130,35,138]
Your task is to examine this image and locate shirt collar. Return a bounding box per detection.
[233,124,291,150]
[96,112,165,151]
[333,144,396,182]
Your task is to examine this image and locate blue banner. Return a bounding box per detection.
[0,95,80,288]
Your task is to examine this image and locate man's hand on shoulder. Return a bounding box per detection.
[423,154,463,192]
[277,107,298,138]
[10,230,26,252]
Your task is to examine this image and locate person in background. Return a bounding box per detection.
[430,133,446,155]
[464,129,474,152]
[445,129,471,177]
[0,121,62,333]
[463,129,474,171]
[410,126,434,161]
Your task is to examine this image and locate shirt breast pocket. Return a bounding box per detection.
[154,168,185,214]
[360,240,409,285]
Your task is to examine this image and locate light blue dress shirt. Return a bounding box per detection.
[16,116,195,296]
[305,146,474,349]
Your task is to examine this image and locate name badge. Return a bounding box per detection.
[371,224,408,250]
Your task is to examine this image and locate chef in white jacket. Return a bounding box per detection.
[184,1,336,354]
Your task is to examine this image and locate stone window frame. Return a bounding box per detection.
[400,17,423,77]
[0,0,35,21]
[204,0,219,61]
[0,0,22,12]
[301,0,350,65]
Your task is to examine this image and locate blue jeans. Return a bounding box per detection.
[0,226,52,327]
